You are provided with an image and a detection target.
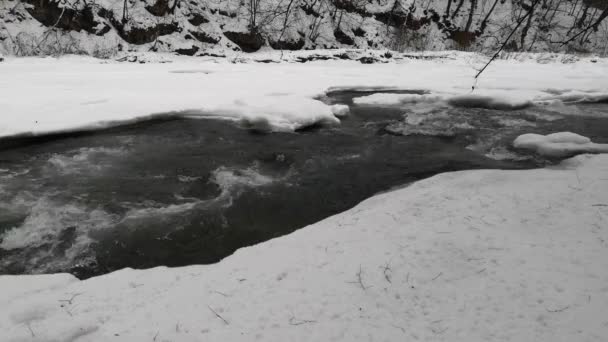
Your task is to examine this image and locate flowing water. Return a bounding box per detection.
[1,90,607,279]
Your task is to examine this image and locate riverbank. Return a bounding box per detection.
[0,50,607,138]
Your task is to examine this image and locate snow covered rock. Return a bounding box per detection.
[513,132,608,158]
[330,104,350,117]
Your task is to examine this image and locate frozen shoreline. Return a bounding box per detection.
[0,50,607,138]
[1,153,607,341]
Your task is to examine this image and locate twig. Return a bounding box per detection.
[546,306,570,313]
[208,305,229,325]
[381,262,392,284]
[289,316,316,326]
[153,331,159,341]
[26,323,35,337]
[58,293,83,305]
[431,272,443,281]
[347,265,370,290]
[592,204,608,207]
[474,0,542,82]
[391,323,406,333]
[213,290,229,297]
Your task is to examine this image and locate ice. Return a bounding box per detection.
[513,132,608,158]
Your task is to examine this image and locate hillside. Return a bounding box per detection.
[1,0,607,57]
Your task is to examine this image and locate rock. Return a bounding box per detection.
[224,31,265,52]
[269,37,305,50]
[190,30,220,44]
[175,45,199,56]
[146,0,171,16]
[23,0,101,34]
[333,28,354,45]
[188,13,209,26]
[116,22,180,45]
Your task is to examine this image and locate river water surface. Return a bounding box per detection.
[1,90,607,278]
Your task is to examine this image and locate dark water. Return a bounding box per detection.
[0,91,606,279]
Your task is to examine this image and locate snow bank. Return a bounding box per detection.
[514,132,608,158]
[1,154,607,341]
[1,51,607,138]
[330,104,350,117]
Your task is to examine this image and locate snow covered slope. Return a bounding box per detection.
[1,0,607,56]
[1,153,607,341]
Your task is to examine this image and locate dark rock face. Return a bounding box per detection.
[190,30,220,44]
[352,27,366,37]
[449,30,476,48]
[175,45,199,56]
[146,0,171,16]
[269,37,305,50]
[224,31,265,52]
[23,0,101,34]
[334,28,354,45]
[114,21,180,45]
[188,13,209,26]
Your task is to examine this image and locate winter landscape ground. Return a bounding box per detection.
[2,0,608,341]
[0,49,607,342]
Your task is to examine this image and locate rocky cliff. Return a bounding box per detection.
[1,0,607,57]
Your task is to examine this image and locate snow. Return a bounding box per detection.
[1,154,607,341]
[514,132,608,158]
[330,104,350,117]
[0,51,607,137]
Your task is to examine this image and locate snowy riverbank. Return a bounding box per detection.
[0,50,607,138]
[1,153,607,341]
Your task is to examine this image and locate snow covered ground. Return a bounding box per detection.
[0,50,607,137]
[1,153,607,341]
[1,51,608,341]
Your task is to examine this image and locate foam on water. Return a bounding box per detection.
[0,196,116,273]
[211,165,277,194]
[45,147,126,175]
[120,202,200,222]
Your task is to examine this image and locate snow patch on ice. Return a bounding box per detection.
[513,132,608,158]
[204,96,340,132]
